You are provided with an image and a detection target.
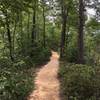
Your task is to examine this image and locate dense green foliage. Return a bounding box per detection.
[0,0,100,99]
[0,47,51,100]
[0,59,34,100]
[59,1,100,98]
[0,0,52,99]
[30,45,51,65]
[59,63,100,100]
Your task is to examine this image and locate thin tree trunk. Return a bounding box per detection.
[42,6,46,48]
[20,13,23,47]
[77,0,85,64]
[27,13,30,39]
[5,13,14,61]
[30,1,37,57]
[32,2,36,44]
[1,30,6,58]
[12,17,17,57]
[60,4,69,58]
[65,25,69,48]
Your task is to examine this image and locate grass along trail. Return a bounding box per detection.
[28,51,61,100]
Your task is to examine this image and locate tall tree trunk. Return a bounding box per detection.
[30,1,37,57]
[27,13,30,39]
[60,4,69,58]
[1,28,6,58]
[65,25,69,48]
[5,13,14,61]
[18,12,24,54]
[20,13,23,47]
[12,17,17,56]
[77,0,85,64]
[42,6,46,48]
[32,1,36,44]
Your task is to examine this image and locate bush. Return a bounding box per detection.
[0,44,51,100]
[0,58,13,68]
[59,64,100,100]
[0,61,34,100]
[65,46,78,63]
[31,45,51,65]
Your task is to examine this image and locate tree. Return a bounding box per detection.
[42,0,46,47]
[77,0,85,64]
[60,0,69,58]
[5,11,14,61]
[31,0,37,44]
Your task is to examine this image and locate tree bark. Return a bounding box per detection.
[12,17,17,57]
[27,13,30,39]
[32,1,36,44]
[77,0,85,64]
[42,5,46,48]
[5,13,14,61]
[60,4,69,58]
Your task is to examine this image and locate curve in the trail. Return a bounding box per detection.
[28,51,60,100]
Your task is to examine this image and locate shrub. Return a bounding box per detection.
[65,47,78,63]
[59,64,100,100]
[0,44,51,100]
[0,58,13,68]
[31,45,51,65]
[0,62,34,100]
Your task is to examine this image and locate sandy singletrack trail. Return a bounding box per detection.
[28,51,61,100]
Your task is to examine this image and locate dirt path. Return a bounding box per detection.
[28,51,60,100]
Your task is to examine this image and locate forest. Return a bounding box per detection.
[0,0,100,100]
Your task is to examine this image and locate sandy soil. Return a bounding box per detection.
[28,51,61,100]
